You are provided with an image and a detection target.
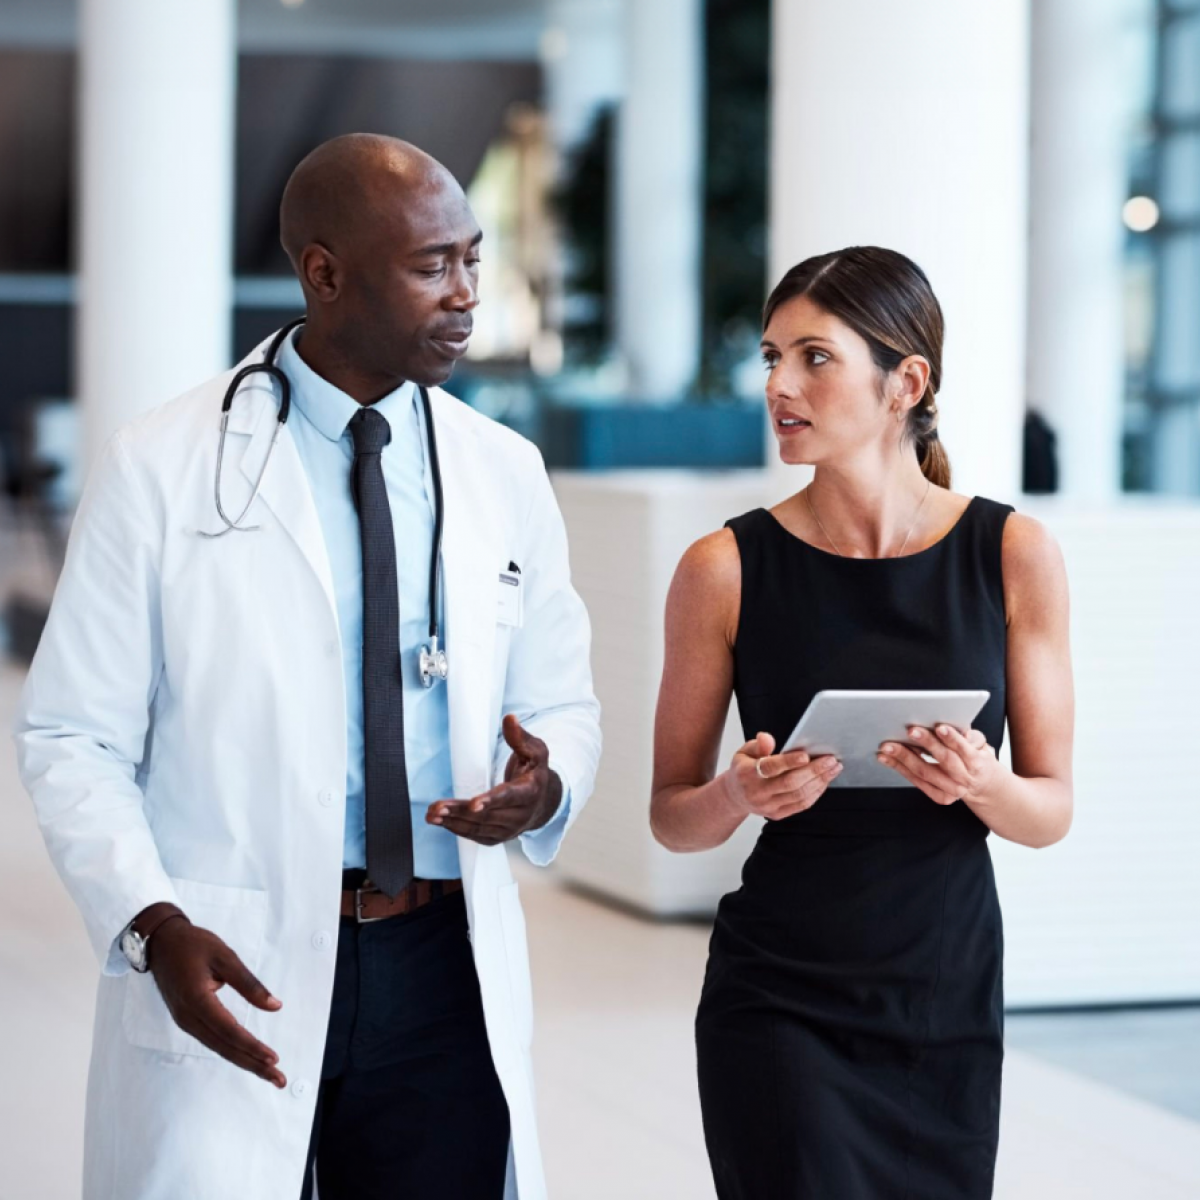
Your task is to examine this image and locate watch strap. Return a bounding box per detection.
[132,904,188,942]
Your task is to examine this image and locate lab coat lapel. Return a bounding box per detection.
[235,382,338,620]
[431,395,499,821]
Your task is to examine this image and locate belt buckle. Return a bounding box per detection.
[354,887,387,925]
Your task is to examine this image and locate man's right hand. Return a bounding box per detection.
[148,917,286,1088]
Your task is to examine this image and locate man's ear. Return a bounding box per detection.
[300,242,340,303]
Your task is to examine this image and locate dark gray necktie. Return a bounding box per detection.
[349,407,413,898]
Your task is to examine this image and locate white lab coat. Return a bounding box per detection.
[13,334,601,1199]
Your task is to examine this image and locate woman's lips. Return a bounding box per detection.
[776,417,812,434]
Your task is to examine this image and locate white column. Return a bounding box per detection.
[614,0,703,401]
[78,0,236,470]
[543,0,624,155]
[768,0,1030,501]
[1026,0,1134,501]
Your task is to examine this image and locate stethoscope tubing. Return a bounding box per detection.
[206,317,447,682]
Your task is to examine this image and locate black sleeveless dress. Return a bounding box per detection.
[696,497,1012,1200]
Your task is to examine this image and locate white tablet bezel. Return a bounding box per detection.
[780,689,992,789]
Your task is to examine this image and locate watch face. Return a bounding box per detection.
[121,928,148,972]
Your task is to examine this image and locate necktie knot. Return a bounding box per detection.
[350,407,392,456]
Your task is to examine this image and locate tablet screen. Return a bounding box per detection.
[781,689,991,788]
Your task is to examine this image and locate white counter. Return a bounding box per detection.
[550,471,1200,1007]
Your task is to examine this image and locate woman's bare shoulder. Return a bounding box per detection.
[1000,511,1068,624]
[1002,510,1064,568]
[676,527,740,585]
[668,528,742,639]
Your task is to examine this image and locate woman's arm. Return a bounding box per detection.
[650,530,841,852]
[878,513,1074,848]
[973,513,1075,846]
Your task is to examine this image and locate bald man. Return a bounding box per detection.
[14,134,601,1199]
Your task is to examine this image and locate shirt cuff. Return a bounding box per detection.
[100,885,183,978]
[518,773,573,867]
[104,932,132,978]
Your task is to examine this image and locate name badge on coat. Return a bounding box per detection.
[498,567,523,627]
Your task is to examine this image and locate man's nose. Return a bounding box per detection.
[446,266,479,311]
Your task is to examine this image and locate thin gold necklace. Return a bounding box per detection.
[804,480,932,559]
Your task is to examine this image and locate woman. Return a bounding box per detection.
[650,247,1073,1199]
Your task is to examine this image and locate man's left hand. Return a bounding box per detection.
[426,715,562,846]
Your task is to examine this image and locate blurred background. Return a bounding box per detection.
[1,0,1199,1196]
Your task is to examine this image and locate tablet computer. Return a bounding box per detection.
[780,689,991,788]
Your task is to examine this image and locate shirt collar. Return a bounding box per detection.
[276,325,416,444]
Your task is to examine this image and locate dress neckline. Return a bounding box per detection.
[761,495,979,563]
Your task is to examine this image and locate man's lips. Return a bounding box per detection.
[430,330,472,358]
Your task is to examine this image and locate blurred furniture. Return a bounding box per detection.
[542,403,764,470]
[551,472,772,915]
[1,397,75,665]
[1023,409,1060,494]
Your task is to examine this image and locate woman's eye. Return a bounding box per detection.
[808,350,829,366]
[419,268,445,279]
[466,257,482,269]
[761,353,779,370]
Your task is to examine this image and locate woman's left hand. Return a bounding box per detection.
[877,725,1001,806]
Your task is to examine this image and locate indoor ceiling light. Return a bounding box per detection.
[1123,196,1160,233]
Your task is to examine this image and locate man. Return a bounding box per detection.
[13,134,600,1199]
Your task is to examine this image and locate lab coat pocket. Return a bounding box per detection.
[121,877,269,1060]
[497,882,534,1051]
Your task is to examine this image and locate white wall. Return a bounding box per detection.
[991,499,1200,1006]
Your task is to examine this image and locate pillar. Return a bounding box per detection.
[1027,0,1134,501]
[614,0,704,401]
[77,0,236,470]
[768,0,1030,500]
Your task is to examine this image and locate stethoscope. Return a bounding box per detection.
[203,316,450,688]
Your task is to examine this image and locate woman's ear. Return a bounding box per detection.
[895,355,931,414]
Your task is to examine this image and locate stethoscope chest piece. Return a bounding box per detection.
[419,635,449,688]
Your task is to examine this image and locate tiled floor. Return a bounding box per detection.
[2,657,1199,1198]
[1006,1006,1200,1124]
[518,861,1200,1200]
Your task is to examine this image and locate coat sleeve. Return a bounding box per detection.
[489,449,601,866]
[12,431,179,975]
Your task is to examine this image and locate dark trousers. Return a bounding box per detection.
[300,888,510,1199]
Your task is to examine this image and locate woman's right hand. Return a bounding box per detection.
[722,731,843,820]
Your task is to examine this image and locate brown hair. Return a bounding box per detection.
[763,247,951,489]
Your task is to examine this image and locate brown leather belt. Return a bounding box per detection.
[340,878,463,924]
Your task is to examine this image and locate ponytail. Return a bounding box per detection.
[909,387,951,489]
[918,435,951,489]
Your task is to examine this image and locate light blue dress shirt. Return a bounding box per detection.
[277,330,461,878]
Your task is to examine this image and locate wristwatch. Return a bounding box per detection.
[119,905,187,973]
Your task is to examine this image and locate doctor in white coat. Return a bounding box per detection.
[13,134,600,1199]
